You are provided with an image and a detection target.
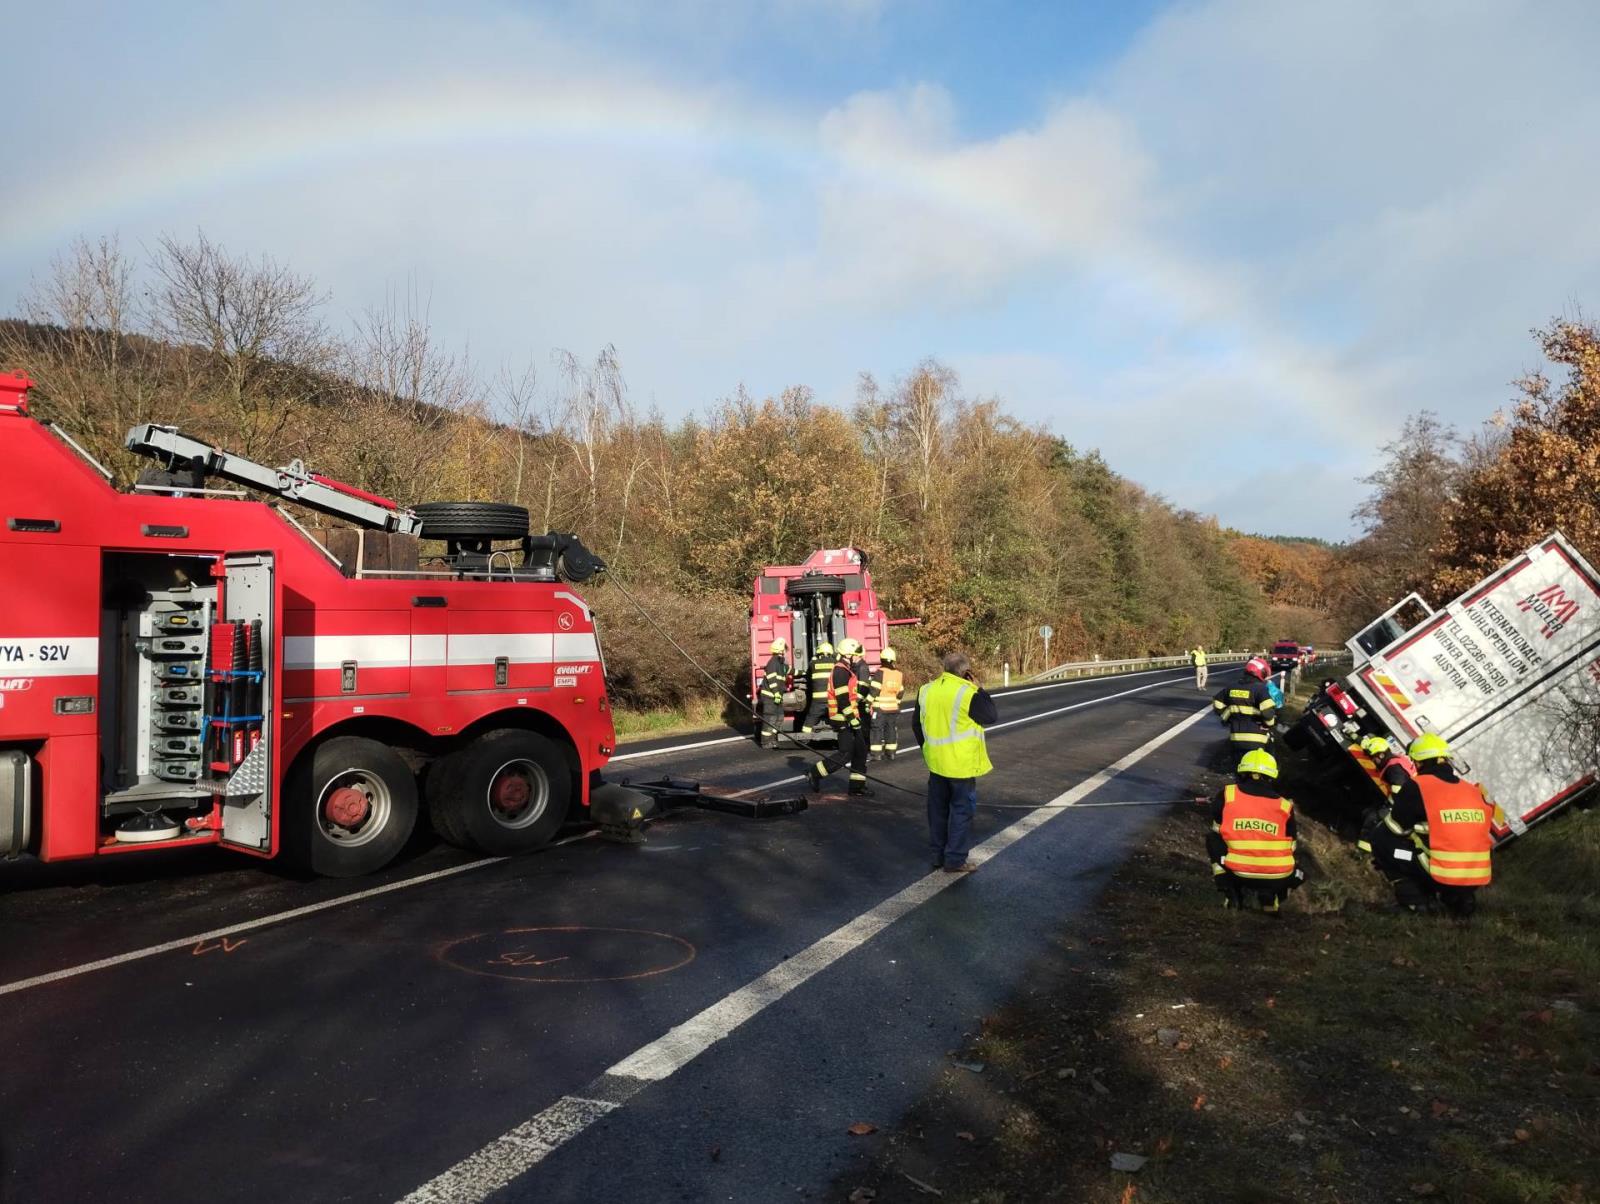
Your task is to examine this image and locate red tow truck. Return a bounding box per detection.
[0,372,650,876]
[749,548,903,735]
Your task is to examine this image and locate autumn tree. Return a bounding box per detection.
[1434,318,1600,594]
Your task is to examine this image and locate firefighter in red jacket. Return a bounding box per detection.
[1206,750,1303,913]
[867,646,905,761]
[756,638,790,748]
[1378,733,1498,917]
[1212,657,1278,760]
[808,637,872,796]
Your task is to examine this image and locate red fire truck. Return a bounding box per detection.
[749,548,899,736]
[0,372,636,876]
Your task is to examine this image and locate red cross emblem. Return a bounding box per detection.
[1413,678,1432,696]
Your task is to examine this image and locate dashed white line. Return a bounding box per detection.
[397,704,1215,1204]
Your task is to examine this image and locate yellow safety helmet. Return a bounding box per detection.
[815,642,834,658]
[1407,732,1452,762]
[881,646,897,664]
[1237,750,1279,779]
[1358,735,1391,759]
[769,638,787,654]
[837,637,863,657]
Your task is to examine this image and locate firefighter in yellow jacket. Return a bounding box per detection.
[867,646,905,761]
[1206,750,1303,913]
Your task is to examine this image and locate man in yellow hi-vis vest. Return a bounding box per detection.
[912,651,997,873]
[1191,646,1208,689]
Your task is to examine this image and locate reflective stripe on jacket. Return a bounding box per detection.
[809,657,835,688]
[1219,784,1296,879]
[917,672,993,778]
[827,661,861,723]
[874,667,904,712]
[759,655,788,703]
[1414,776,1493,886]
[1213,680,1277,743]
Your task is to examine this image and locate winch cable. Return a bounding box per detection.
[603,574,926,798]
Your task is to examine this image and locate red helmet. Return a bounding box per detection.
[1245,656,1270,680]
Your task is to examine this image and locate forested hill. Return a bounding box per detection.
[2,235,1333,707]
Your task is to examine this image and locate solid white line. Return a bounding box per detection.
[609,734,747,762]
[0,831,598,998]
[608,665,1238,764]
[397,705,1214,1204]
[726,666,1226,799]
[10,670,1229,995]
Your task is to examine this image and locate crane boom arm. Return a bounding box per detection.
[124,424,424,534]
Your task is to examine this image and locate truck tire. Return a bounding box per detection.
[786,574,847,596]
[428,729,570,856]
[414,502,530,541]
[285,737,418,877]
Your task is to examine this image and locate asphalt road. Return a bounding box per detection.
[0,663,1239,1204]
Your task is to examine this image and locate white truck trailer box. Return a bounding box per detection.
[1344,533,1600,840]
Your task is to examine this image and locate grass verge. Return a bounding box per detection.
[831,686,1600,1204]
[610,697,733,741]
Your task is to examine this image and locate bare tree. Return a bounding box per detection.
[149,231,330,453]
[494,359,540,507]
[552,344,627,529]
[1,235,159,468]
[892,358,956,516]
[339,283,476,498]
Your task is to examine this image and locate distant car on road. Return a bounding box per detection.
[1269,640,1304,674]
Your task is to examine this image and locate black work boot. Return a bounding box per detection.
[807,763,824,793]
[848,783,875,798]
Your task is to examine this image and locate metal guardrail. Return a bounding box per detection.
[1028,651,1252,683]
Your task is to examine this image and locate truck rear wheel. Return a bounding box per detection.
[285,737,418,877]
[428,730,570,856]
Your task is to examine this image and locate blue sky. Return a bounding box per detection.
[6,0,1600,539]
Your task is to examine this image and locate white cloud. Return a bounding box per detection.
[5,0,1600,542]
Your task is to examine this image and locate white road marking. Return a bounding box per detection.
[0,831,598,998]
[609,733,747,762]
[10,667,1229,995]
[608,665,1238,764]
[397,705,1215,1204]
[724,666,1230,799]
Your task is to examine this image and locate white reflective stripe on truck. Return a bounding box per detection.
[0,636,98,677]
[283,632,602,671]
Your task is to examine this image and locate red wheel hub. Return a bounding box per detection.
[493,772,531,814]
[325,786,371,828]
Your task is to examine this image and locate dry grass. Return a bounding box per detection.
[833,692,1600,1204]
